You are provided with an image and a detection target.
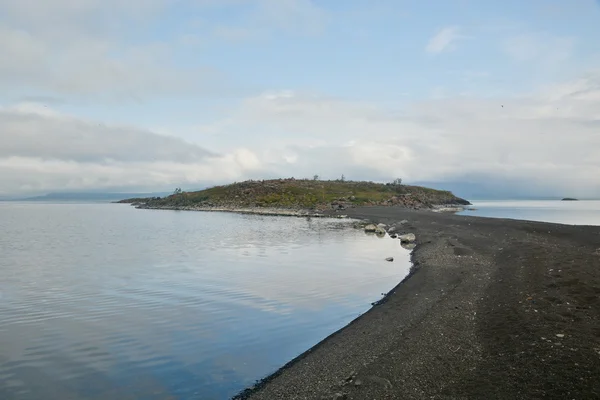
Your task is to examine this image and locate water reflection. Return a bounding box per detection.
[0,204,410,399]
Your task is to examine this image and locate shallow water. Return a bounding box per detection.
[0,203,410,399]
[458,200,600,226]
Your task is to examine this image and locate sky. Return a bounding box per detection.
[1,0,600,198]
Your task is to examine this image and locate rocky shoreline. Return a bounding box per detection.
[133,204,348,218]
[234,207,600,399]
[132,203,468,218]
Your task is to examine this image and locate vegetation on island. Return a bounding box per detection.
[117,177,470,211]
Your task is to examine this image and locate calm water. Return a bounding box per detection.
[0,203,410,400]
[458,200,600,226]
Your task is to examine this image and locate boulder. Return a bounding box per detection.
[399,233,416,243]
[401,243,416,250]
[374,225,386,235]
[364,224,377,232]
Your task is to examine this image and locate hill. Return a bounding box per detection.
[118,179,470,211]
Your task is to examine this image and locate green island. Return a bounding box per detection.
[116,178,470,212]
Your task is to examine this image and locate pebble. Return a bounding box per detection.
[556,334,565,338]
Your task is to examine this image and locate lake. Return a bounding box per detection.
[0,203,410,400]
[458,200,600,226]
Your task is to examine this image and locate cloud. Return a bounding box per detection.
[0,24,231,101]
[0,0,326,101]
[425,26,462,54]
[184,73,600,198]
[0,104,264,195]
[2,71,600,197]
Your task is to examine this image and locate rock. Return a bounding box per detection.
[374,225,386,235]
[387,226,397,234]
[399,219,409,225]
[385,257,394,262]
[377,223,387,228]
[344,372,356,383]
[364,224,377,232]
[390,234,398,239]
[556,333,565,338]
[402,243,416,250]
[399,233,416,243]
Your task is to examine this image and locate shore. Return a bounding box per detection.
[234,207,600,399]
[133,204,353,218]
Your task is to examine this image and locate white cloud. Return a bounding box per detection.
[182,73,600,197]
[0,0,327,101]
[2,71,600,197]
[0,104,264,195]
[425,26,462,54]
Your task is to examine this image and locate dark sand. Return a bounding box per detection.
[235,207,600,399]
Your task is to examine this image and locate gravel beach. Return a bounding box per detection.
[235,207,600,399]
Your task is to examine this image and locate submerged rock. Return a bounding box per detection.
[399,233,416,243]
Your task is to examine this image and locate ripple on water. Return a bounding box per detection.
[0,203,411,399]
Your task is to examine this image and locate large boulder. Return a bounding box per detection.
[364,224,377,232]
[401,243,416,250]
[374,225,386,235]
[399,233,416,243]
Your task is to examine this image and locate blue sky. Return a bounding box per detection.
[1,0,600,197]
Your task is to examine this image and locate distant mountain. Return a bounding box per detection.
[16,192,170,202]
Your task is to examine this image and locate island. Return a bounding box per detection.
[561,197,579,201]
[116,178,471,214]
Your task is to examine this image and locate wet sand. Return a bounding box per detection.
[235,207,600,399]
